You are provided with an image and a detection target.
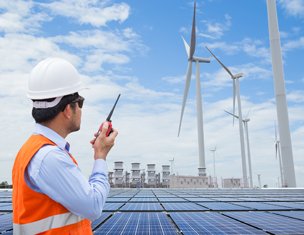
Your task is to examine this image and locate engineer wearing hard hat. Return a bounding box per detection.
[12,57,118,234]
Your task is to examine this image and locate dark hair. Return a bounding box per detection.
[32,93,79,123]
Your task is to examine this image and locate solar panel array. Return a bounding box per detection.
[1,188,304,234]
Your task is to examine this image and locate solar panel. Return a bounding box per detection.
[162,202,207,211]
[91,212,112,230]
[106,197,130,202]
[0,213,13,233]
[198,202,250,211]
[265,201,304,210]
[224,211,304,234]
[211,197,242,202]
[1,188,304,234]
[130,197,159,202]
[272,211,304,221]
[232,202,292,210]
[158,197,187,202]
[120,203,163,211]
[0,203,12,212]
[170,212,266,234]
[94,212,177,235]
[184,197,216,202]
[103,203,124,211]
[238,197,272,202]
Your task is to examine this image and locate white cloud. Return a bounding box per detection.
[279,0,304,18]
[0,1,49,33]
[283,36,304,51]
[287,90,304,103]
[39,0,130,27]
[201,14,232,39]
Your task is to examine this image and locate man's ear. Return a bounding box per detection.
[62,104,72,119]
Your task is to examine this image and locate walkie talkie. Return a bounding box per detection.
[93,94,121,143]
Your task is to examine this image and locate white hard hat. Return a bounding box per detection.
[28,57,85,100]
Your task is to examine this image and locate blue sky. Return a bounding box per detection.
[0,0,303,187]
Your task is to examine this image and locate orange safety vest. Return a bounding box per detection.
[12,134,92,235]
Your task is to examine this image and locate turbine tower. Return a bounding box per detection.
[210,146,217,187]
[206,47,248,188]
[225,110,253,188]
[266,0,296,187]
[178,0,210,176]
[274,123,284,187]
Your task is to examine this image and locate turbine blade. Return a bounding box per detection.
[205,46,234,78]
[181,36,190,58]
[189,0,196,59]
[224,110,239,119]
[178,61,193,136]
[232,79,236,125]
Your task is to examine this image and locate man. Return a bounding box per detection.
[12,57,118,234]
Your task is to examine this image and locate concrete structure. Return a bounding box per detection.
[169,175,209,188]
[222,178,241,188]
[131,163,141,187]
[156,173,161,188]
[124,171,130,188]
[162,165,170,187]
[114,161,124,187]
[108,171,114,187]
[140,170,146,188]
[147,164,156,187]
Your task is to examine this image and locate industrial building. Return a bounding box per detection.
[109,162,242,188]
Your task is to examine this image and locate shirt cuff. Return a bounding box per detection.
[92,159,108,175]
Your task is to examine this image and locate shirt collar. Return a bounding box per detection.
[34,123,70,152]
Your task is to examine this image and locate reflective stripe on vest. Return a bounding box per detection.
[13,212,83,235]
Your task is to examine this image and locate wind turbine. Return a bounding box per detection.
[206,46,248,188]
[178,0,210,176]
[267,0,296,187]
[274,123,284,187]
[225,110,253,188]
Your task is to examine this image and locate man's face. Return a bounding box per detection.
[68,96,84,133]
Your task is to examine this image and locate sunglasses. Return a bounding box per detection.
[71,96,85,108]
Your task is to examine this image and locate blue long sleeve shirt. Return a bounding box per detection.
[25,123,110,221]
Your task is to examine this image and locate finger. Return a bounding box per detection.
[90,137,98,145]
[94,132,99,137]
[100,122,109,136]
[109,128,118,138]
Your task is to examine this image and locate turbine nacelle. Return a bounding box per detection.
[233,73,244,79]
[192,56,211,63]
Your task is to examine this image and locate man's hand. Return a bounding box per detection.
[90,121,118,160]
